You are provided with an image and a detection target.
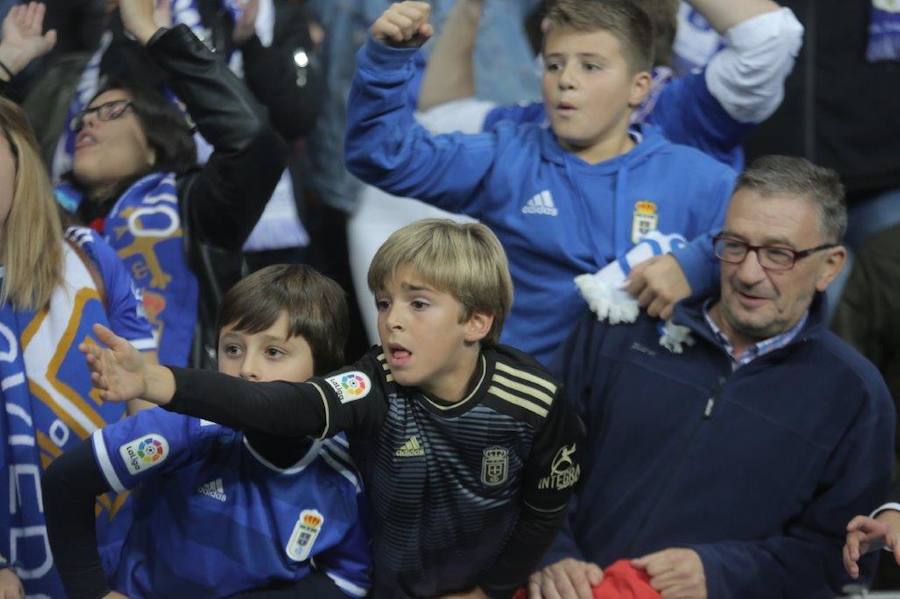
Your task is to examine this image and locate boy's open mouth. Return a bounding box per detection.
[388,344,412,364]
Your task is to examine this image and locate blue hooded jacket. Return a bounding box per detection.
[346,40,734,365]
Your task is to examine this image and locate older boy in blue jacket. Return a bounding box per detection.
[345,0,735,366]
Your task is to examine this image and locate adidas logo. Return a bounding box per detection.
[395,436,425,457]
[198,478,227,502]
[521,190,558,216]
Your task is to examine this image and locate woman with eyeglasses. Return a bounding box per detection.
[0,4,162,597]
[55,0,287,369]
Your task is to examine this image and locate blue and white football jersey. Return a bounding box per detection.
[91,408,370,597]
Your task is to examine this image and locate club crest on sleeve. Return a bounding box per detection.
[481,446,509,486]
[119,434,169,475]
[326,371,371,404]
[286,509,325,562]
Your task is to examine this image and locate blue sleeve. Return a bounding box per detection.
[692,380,894,597]
[67,227,156,352]
[315,491,372,597]
[312,437,371,597]
[344,39,501,217]
[649,71,753,171]
[670,166,734,297]
[91,409,216,492]
[482,102,546,132]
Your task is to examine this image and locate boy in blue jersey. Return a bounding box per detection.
[43,264,371,599]
[79,219,585,598]
[344,0,736,366]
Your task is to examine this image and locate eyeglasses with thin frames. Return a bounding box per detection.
[70,99,134,133]
[712,234,838,271]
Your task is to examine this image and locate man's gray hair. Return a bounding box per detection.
[735,155,847,243]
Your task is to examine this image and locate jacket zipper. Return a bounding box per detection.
[624,375,727,554]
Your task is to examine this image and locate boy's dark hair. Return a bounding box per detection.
[217,264,349,375]
[91,78,197,176]
[544,0,655,73]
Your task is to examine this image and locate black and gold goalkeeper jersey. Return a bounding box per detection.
[168,344,584,598]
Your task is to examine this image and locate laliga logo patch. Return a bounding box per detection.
[286,509,325,562]
[326,371,371,404]
[119,434,169,475]
[538,443,580,491]
[631,200,659,244]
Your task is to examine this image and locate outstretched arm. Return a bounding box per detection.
[80,324,174,405]
[417,0,482,111]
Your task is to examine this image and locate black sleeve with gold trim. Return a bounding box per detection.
[313,349,392,439]
[165,348,390,439]
[477,346,585,596]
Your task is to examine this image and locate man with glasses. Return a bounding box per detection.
[529,155,894,599]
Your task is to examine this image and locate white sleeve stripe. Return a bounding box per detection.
[325,571,369,597]
[92,431,127,493]
[321,440,352,464]
[319,450,361,493]
[130,338,158,351]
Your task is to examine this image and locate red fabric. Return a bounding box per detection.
[88,217,106,234]
[512,560,660,599]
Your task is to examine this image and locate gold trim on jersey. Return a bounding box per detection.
[420,354,487,411]
[488,385,549,418]
[309,381,330,440]
[488,362,558,418]
[377,352,394,383]
[494,362,558,394]
[493,374,554,407]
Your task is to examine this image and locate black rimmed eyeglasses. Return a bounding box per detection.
[70,99,134,133]
[712,234,838,271]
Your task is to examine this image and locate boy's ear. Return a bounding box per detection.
[464,310,494,343]
[627,70,653,108]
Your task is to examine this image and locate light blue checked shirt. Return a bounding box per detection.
[703,300,808,370]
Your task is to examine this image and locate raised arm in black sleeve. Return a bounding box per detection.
[479,388,586,597]
[42,441,114,599]
[144,24,288,251]
[238,5,324,141]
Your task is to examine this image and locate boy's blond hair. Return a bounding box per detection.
[544,0,655,73]
[368,219,513,345]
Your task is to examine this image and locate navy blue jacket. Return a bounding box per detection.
[547,294,894,597]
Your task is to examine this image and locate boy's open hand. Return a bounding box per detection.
[371,2,433,48]
[80,324,148,403]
